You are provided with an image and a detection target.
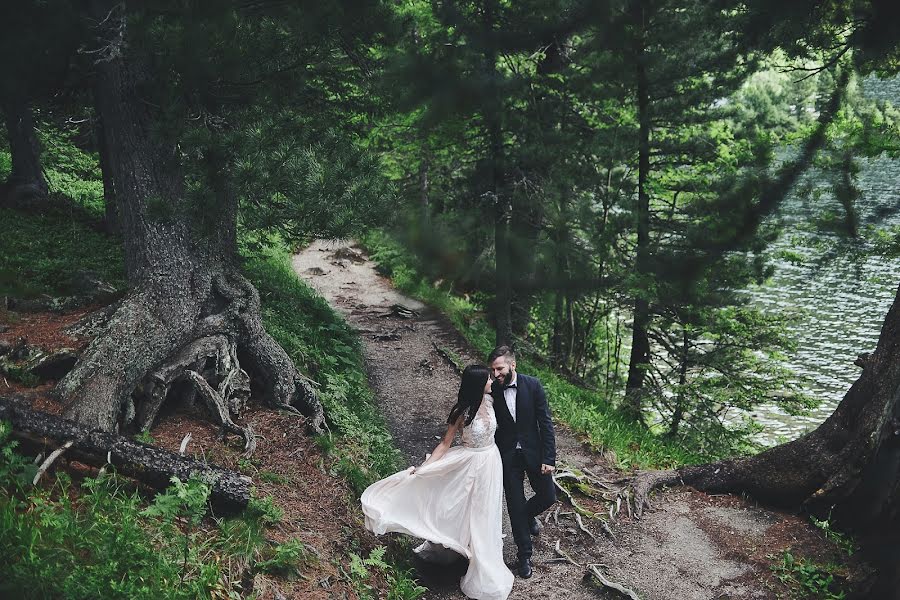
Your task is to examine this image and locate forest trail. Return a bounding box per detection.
[294,239,852,600]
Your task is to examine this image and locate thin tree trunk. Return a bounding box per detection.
[624,0,651,424]
[573,292,603,373]
[552,291,564,366]
[483,0,512,348]
[564,293,575,370]
[418,150,429,229]
[668,327,689,436]
[1,94,47,207]
[93,109,118,234]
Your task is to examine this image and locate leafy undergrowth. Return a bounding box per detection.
[0,420,422,600]
[0,204,125,299]
[360,229,706,469]
[769,549,850,600]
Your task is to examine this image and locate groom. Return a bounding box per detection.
[489,345,556,579]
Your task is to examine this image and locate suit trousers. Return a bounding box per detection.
[502,449,556,560]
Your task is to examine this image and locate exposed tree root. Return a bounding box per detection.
[179,433,192,456]
[551,539,581,567]
[184,370,256,458]
[57,268,325,450]
[585,564,641,600]
[552,462,624,541]
[627,469,681,519]
[574,511,597,541]
[33,439,74,485]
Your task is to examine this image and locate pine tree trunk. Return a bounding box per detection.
[56,8,322,436]
[551,291,564,366]
[1,94,47,208]
[483,0,513,349]
[418,151,429,229]
[624,0,651,423]
[493,181,513,348]
[633,284,900,598]
[93,104,119,235]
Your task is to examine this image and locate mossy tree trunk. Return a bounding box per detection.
[56,5,323,440]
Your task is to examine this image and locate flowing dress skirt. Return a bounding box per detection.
[361,444,512,600]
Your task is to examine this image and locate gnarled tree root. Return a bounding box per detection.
[57,268,324,446]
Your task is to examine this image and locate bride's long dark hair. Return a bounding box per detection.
[447,364,490,426]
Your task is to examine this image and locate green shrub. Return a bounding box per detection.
[770,550,848,600]
[257,539,314,578]
[0,425,233,599]
[345,546,427,600]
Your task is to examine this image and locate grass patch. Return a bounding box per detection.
[0,205,125,298]
[0,422,275,599]
[360,229,704,469]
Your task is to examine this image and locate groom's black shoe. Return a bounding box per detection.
[518,558,533,579]
[529,518,541,536]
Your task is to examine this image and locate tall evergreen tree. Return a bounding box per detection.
[50,1,394,438]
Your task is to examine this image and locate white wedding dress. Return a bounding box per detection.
[361,394,513,600]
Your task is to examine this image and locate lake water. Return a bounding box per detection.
[745,76,899,444]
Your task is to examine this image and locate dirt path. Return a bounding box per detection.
[293,240,859,600]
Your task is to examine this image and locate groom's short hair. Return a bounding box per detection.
[488,345,516,363]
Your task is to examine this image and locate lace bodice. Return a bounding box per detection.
[461,395,497,449]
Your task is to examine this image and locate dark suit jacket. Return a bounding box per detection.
[492,373,556,471]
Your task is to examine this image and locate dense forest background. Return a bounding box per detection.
[1,0,898,598]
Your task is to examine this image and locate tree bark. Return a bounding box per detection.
[1,93,47,208]
[483,0,513,348]
[93,106,119,235]
[1,396,250,514]
[624,0,651,424]
[632,283,900,598]
[55,5,323,438]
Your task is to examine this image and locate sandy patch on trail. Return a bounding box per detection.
[294,239,867,600]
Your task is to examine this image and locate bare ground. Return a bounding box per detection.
[293,239,870,600]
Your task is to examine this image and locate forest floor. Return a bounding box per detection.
[0,310,388,599]
[0,237,870,600]
[293,239,871,600]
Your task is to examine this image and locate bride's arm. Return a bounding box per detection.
[413,414,465,472]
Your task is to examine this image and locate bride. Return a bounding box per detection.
[361,364,513,600]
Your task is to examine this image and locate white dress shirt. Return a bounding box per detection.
[504,373,521,448]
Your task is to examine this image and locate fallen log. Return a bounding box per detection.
[0,396,251,514]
